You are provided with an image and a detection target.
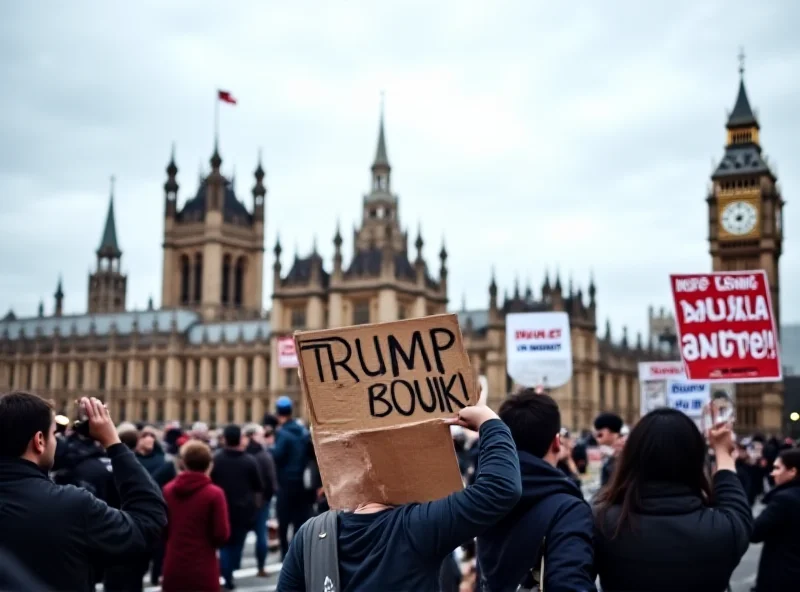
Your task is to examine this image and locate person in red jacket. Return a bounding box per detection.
[162,440,230,592]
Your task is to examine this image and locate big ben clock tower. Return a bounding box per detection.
[707,54,785,432]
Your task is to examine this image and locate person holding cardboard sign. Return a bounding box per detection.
[277,398,522,591]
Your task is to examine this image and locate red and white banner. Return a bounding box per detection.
[670,270,782,383]
[277,336,299,369]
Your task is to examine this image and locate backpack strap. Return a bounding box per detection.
[302,511,341,592]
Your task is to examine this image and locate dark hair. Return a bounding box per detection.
[0,391,54,458]
[223,424,241,447]
[594,408,711,538]
[119,430,139,450]
[499,389,560,458]
[180,440,213,472]
[594,412,623,433]
[778,448,800,476]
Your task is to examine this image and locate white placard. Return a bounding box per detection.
[666,380,710,419]
[277,336,299,368]
[506,312,572,388]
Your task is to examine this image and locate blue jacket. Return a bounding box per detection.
[478,451,596,592]
[277,419,522,592]
[271,419,310,485]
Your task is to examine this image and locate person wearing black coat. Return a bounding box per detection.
[478,391,596,591]
[752,448,800,592]
[593,408,752,592]
[52,432,114,502]
[0,393,167,592]
[212,424,265,590]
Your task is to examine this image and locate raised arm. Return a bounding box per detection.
[77,397,168,556]
[707,424,754,559]
[404,407,522,559]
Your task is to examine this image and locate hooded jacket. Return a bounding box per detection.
[478,451,596,592]
[162,471,230,592]
[594,470,752,592]
[0,444,167,592]
[271,419,310,486]
[52,434,113,502]
[752,478,800,592]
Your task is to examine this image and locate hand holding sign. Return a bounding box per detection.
[444,404,498,433]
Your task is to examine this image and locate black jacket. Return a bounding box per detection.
[0,548,50,592]
[478,451,596,592]
[245,440,277,504]
[594,470,752,592]
[752,478,800,592]
[211,448,264,529]
[52,434,114,502]
[0,444,168,592]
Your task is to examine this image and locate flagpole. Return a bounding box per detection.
[214,91,219,146]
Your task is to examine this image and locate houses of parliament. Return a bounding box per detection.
[0,70,786,432]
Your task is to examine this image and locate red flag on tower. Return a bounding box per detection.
[217,90,237,105]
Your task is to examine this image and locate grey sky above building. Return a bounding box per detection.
[1,0,799,341]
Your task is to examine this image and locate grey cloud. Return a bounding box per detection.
[1,0,799,344]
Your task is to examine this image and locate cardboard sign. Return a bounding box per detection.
[277,336,299,368]
[295,313,477,510]
[505,312,572,388]
[670,271,782,382]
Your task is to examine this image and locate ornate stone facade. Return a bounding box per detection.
[6,70,782,431]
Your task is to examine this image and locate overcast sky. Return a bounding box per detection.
[2,0,799,342]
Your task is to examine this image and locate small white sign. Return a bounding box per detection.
[666,380,709,419]
[505,312,572,388]
[277,336,299,368]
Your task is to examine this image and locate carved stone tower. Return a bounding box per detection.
[161,143,266,321]
[707,55,785,432]
[88,177,127,313]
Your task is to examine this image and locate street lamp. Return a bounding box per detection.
[790,412,800,422]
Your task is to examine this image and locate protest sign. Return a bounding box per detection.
[638,361,683,416]
[666,380,709,419]
[639,361,729,431]
[505,312,572,388]
[670,271,782,382]
[295,313,477,510]
[277,336,298,368]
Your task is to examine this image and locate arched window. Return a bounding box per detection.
[193,253,203,303]
[180,255,190,304]
[234,257,246,307]
[221,254,232,304]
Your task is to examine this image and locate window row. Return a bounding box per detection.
[0,356,268,392]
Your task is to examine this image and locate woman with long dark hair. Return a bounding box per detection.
[751,447,800,591]
[593,408,752,592]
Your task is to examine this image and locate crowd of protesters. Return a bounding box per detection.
[2,386,800,592]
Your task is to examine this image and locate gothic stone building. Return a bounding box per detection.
[2,72,778,431]
[706,70,785,432]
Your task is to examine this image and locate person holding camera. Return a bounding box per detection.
[0,392,168,592]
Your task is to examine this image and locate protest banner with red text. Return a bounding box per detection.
[670,271,782,382]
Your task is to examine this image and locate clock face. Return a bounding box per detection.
[721,201,758,236]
